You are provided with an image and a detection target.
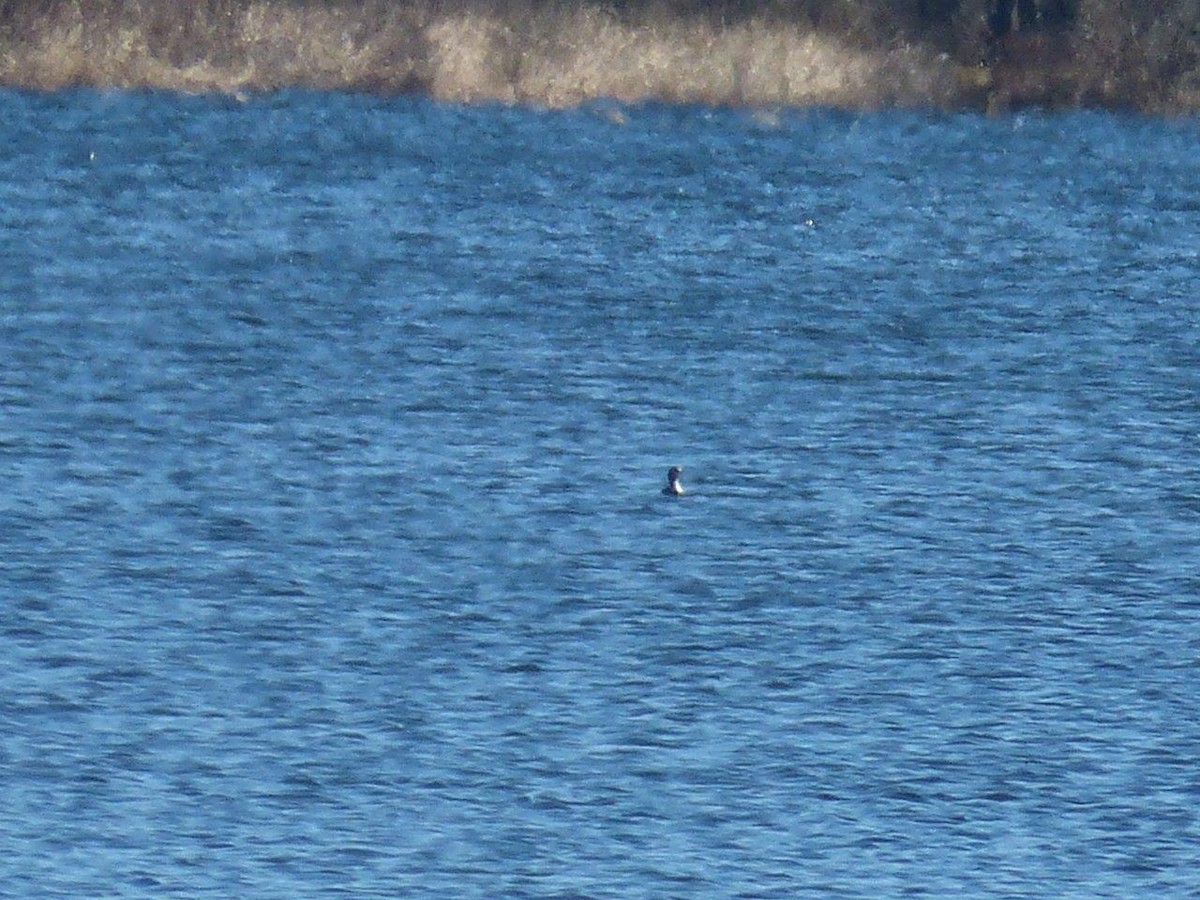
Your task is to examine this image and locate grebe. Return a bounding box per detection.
[662,466,684,496]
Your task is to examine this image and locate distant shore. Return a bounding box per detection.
[2,0,1198,113]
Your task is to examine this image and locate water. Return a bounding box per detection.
[3,90,1200,897]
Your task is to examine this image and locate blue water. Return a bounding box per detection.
[3,90,1200,898]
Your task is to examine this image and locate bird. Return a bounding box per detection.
[662,466,684,496]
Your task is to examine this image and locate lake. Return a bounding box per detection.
[2,90,1199,897]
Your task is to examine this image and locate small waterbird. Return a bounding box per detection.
[662,466,684,496]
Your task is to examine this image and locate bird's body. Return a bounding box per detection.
[662,466,684,496]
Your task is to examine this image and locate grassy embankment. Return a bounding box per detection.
[0,0,1198,111]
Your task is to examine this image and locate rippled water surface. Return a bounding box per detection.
[3,91,1200,898]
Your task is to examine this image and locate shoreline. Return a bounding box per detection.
[2,0,1198,114]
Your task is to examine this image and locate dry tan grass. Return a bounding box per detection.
[0,0,1196,111]
[389,3,959,108]
[0,0,958,106]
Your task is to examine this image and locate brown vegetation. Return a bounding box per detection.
[0,0,1197,111]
